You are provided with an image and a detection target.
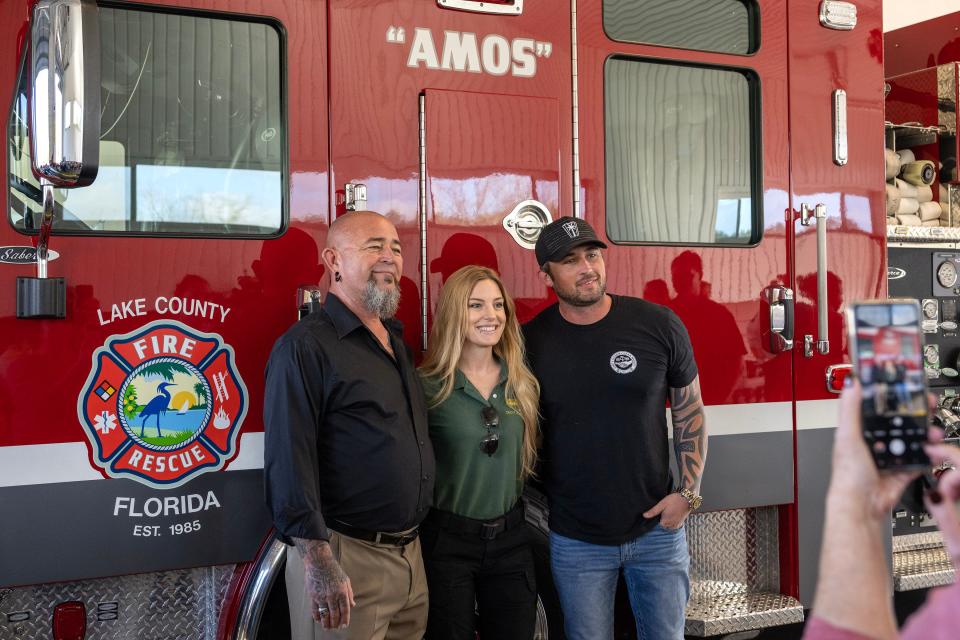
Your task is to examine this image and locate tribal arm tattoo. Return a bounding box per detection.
[670,375,708,493]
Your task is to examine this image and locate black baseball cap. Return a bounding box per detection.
[535,216,607,267]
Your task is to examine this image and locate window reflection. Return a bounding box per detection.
[605,58,759,245]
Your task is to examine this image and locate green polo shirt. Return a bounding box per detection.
[420,365,524,520]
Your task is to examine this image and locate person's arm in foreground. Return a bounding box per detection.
[895,443,960,640]
[805,382,920,640]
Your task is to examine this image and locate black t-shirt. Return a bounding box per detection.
[523,295,697,545]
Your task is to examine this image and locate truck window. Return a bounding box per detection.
[604,0,757,55]
[604,57,760,245]
[7,6,284,236]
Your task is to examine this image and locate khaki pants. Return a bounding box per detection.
[285,531,428,640]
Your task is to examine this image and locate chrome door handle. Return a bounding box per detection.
[826,363,852,394]
[766,286,794,353]
[802,203,829,357]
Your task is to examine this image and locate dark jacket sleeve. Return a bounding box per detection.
[263,334,330,544]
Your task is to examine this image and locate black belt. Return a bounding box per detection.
[328,521,419,547]
[426,502,525,541]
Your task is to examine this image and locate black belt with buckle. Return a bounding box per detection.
[426,502,525,541]
[329,521,419,547]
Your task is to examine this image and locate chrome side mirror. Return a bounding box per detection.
[17,0,99,319]
[30,0,100,187]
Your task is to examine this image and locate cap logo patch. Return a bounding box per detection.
[562,220,579,239]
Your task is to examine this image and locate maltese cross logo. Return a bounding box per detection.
[562,220,580,238]
[78,320,248,489]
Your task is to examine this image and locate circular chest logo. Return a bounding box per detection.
[78,320,247,489]
[610,350,638,374]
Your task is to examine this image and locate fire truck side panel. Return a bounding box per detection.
[788,0,887,604]
[884,10,960,78]
[0,0,328,587]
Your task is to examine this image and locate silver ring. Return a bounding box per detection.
[318,606,329,616]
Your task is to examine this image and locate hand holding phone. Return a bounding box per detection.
[845,300,931,470]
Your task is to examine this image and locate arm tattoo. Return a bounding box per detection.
[293,537,349,600]
[670,376,707,493]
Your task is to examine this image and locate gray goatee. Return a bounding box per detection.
[362,278,400,319]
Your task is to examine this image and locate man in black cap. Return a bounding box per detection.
[523,216,707,640]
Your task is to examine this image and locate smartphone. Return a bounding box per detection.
[845,300,931,470]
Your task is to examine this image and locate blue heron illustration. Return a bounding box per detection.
[138,382,174,437]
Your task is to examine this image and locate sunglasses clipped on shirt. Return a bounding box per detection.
[480,405,500,457]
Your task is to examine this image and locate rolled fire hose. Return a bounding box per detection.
[897,148,916,164]
[885,148,900,180]
[901,160,936,186]
[886,183,901,215]
[919,201,943,221]
[896,197,920,215]
[896,178,919,198]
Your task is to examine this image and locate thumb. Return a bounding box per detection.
[643,499,665,519]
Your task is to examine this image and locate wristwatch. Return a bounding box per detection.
[676,487,703,511]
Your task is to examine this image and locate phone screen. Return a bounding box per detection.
[850,301,930,469]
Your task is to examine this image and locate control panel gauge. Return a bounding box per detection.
[938,261,958,289]
[923,299,939,319]
[925,344,940,366]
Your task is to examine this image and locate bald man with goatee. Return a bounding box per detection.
[264,212,435,640]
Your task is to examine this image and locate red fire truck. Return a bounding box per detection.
[0,0,912,638]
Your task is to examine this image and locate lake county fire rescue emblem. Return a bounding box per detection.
[78,320,247,488]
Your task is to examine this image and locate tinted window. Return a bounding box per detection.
[604,0,756,55]
[8,7,284,236]
[605,58,759,245]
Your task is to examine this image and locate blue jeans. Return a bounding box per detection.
[549,525,690,640]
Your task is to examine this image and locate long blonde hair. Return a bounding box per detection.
[420,266,540,479]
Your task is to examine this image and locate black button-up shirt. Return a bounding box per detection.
[263,293,435,543]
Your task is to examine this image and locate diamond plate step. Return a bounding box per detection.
[893,531,945,554]
[893,545,956,591]
[684,591,804,637]
[0,566,234,640]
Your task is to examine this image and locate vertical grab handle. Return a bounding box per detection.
[802,203,830,356]
[419,94,429,351]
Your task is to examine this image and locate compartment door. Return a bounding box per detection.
[421,89,560,333]
[787,0,886,604]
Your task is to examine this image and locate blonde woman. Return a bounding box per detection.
[419,265,540,640]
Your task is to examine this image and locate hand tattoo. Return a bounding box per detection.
[293,537,351,622]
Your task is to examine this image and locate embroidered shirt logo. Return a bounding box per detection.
[610,351,637,374]
[78,319,247,489]
[562,220,580,239]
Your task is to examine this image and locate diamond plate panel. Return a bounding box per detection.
[0,566,235,640]
[938,63,957,134]
[893,546,956,592]
[687,507,780,598]
[684,508,800,636]
[893,530,944,553]
[684,592,804,637]
[888,225,960,240]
